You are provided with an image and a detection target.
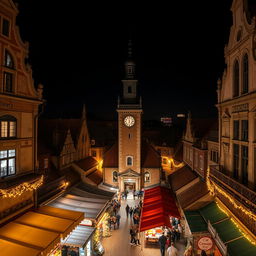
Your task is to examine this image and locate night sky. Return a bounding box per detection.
[16,0,233,120]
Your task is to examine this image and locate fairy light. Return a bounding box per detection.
[206,167,256,245]
[0,175,44,198]
[168,158,184,168]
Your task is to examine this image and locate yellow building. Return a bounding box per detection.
[0,0,43,224]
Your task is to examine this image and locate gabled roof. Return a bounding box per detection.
[118,169,141,177]
[141,140,161,168]
[76,156,98,171]
[168,165,197,192]
[103,142,118,168]
[87,169,103,185]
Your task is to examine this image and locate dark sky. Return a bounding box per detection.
[16,0,233,120]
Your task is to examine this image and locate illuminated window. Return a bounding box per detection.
[113,171,118,182]
[233,60,239,97]
[127,156,133,166]
[2,19,10,37]
[0,115,16,138]
[242,54,248,94]
[144,171,150,183]
[0,149,16,177]
[162,158,167,165]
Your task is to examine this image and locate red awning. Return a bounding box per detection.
[139,186,180,232]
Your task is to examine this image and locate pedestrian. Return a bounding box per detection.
[167,242,178,256]
[135,229,141,246]
[126,204,130,218]
[130,226,136,245]
[133,189,136,200]
[158,232,167,256]
[201,250,207,256]
[129,207,133,218]
[116,213,121,228]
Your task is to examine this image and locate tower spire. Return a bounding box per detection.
[125,39,135,79]
[128,39,132,59]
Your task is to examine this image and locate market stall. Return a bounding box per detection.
[0,222,60,256]
[139,186,181,247]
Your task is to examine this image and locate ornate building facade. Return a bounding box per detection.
[209,0,256,235]
[0,0,43,223]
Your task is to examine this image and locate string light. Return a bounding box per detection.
[0,175,43,198]
[206,168,256,246]
[168,158,184,168]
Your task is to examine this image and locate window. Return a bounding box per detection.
[233,120,239,140]
[127,156,133,166]
[4,72,13,92]
[0,115,16,138]
[2,19,10,37]
[4,51,14,68]
[0,149,16,177]
[210,150,219,163]
[91,150,97,157]
[233,60,239,97]
[242,54,248,94]
[44,158,49,169]
[241,146,248,185]
[241,120,248,141]
[162,158,167,165]
[128,86,132,93]
[233,144,239,179]
[113,171,118,182]
[144,171,150,183]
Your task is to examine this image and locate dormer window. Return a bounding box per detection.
[2,18,10,37]
[3,51,15,93]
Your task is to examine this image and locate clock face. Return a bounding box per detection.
[124,115,135,127]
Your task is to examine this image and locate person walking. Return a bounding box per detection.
[158,232,167,256]
[129,207,133,219]
[167,242,178,256]
[116,213,121,229]
[125,204,130,218]
[130,226,136,245]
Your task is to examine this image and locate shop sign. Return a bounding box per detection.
[197,236,213,251]
[81,219,93,226]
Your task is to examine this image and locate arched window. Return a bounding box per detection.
[127,156,133,166]
[4,51,14,68]
[113,171,118,182]
[144,171,150,183]
[0,115,16,138]
[242,54,248,94]
[233,60,239,97]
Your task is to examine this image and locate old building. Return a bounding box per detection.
[102,42,161,191]
[0,0,43,223]
[208,0,256,236]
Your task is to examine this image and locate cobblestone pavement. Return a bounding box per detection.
[101,193,186,256]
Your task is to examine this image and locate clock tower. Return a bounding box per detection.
[117,40,143,191]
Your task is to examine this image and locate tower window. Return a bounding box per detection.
[127,156,133,166]
[2,19,10,37]
[128,86,132,93]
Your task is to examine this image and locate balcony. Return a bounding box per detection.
[209,165,256,208]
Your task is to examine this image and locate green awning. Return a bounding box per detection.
[199,201,227,224]
[184,211,208,233]
[227,238,256,256]
[212,219,242,243]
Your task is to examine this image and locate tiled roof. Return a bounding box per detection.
[141,140,161,168]
[76,156,98,171]
[87,169,103,185]
[168,165,197,192]
[177,181,209,209]
[103,142,118,168]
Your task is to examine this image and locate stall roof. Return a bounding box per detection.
[49,182,114,219]
[62,226,95,249]
[139,186,180,232]
[0,238,41,256]
[14,211,75,239]
[228,237,256,256]
[0,222,59,256]
[36,205,84,226]
[184,211,208,233]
